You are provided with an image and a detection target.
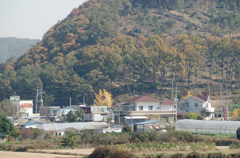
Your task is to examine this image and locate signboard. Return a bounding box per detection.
[223,106,228,121]
[19,100,33,113]
[10,96,20,101]
[21,103,32,108]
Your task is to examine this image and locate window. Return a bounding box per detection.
[194,103,198,107]
[206,103,208,108]
[162,116,169,122]
[139,106,143,110]
[186,103,189,107]
[148,106,153,110]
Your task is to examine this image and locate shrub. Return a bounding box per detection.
[123,126,132,132]
[19,128,34,140]
[88,146,109,158]
[61,131,77,148]
[171,153,184,158]
[88,145,136,158]
[186,151,202,158]
[214,138,238,146]
[33,129,43,139]
[207,153,225,158]
[131,132,149,143]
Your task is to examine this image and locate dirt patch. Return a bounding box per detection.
[28,148,95,156]
[0,151,81,158]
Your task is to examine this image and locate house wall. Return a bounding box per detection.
[85,113,102,121]
[53,131,64,136]
[135,102,160,111]
[91,106,107,113]
[161,105,173,111]
[184,97,204,112]
[40,107,50,118]
[98,128,122,133]
[22,108,33,117]
[19,100,33,115]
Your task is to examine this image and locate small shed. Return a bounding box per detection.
[133,120,165,132]
[97,128,122,133]
[124,116,148,126]
[22,122,43,129]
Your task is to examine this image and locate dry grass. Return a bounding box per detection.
[0,151,81,158]
[1,146,240,158]
[134,146,240,157]
[28,148,95,156]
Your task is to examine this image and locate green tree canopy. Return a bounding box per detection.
[0,112,14,134]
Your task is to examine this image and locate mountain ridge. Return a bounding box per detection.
[1,0,240,109]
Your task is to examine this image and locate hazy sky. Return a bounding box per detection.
[0,0,86,40]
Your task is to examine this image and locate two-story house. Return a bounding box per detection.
[177,95,214,119]
[116,96,177,126]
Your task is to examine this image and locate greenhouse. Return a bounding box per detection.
[173,119,240,139]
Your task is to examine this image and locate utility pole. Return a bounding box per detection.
[40,89,43,107]
[17,99,19,116]
[174,83,178,122]
[175,83,178,100]
[226,84,228,121]
[83,96,85,105]
[118,103,120,128]
[220,83,222,113]
[131,102,133,131]
[36,87,39,115]
[208,79,211,97]
[70,97,71,109]
[171,79,173,100]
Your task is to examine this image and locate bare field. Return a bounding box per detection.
[28,148,95,156]
[1,146,240,158]
[0,151,81,158]
[0,148,94,158]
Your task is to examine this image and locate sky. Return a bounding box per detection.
[0,0,86,40]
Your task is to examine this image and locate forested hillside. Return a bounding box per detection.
[1,0,240,109]
[0,37,40,63]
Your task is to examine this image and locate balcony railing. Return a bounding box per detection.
[205,107,214,113]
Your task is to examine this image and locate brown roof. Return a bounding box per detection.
[190,96,208,102]
[124,96,161,103]
[160,99,174,105]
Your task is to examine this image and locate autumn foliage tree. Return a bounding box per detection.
[94,89,112,108]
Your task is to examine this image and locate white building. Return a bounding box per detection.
[178,95,214,119]
[118,96,177,126]
[19,100,33,117]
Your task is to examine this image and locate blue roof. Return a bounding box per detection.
[134,120,161,125]
[23,122,42,126]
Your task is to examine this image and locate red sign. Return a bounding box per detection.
[223,106,227,121]
[21,103,32,108]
